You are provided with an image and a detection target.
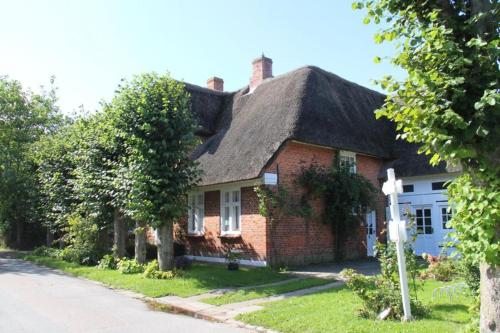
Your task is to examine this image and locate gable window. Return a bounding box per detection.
[188,192,204,235]
[441,206,453,229]
[415,207,433,234]
[339,150,356,174]
[221,188,241,235]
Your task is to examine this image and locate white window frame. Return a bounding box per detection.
[439,205,453,230]
[220,187,241,236]
[339,150,357,174]
[188,191,204,235]
[414,206,433,235]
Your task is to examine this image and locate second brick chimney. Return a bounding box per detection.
[249,54,273,93]
[207,77,224,91]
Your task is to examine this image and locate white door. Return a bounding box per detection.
[412,206,437,255]
[366,210,376,256]
[437,205,455,256]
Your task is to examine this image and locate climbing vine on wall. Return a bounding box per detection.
[255,153,379,261]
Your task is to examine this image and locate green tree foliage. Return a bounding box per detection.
[354,1,499,330]
[106,73,200,270]
[353,0,499,265]
[35,113,117,252]
[0,76,62,247]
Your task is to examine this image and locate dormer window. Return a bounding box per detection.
[339,150,356,174]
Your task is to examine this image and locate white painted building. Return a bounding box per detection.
[396,173,458,256]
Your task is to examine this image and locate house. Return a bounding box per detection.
[178,55,457,266]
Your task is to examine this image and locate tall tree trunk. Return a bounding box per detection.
[46,228,53,247]
[15,219,24,249]
[134,221,147,264]
[156,223,174,271]
[113,208,127,258]
[480,263,500,333]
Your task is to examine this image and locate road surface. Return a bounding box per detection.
[0,255,249,333]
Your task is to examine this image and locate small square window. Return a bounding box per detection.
[403,184,414,193]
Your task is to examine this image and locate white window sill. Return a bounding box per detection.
[187,231,205,237]
[220,232,241,238]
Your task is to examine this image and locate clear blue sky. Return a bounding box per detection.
[0,0,403,114]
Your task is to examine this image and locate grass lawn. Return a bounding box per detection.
[21,254,290,298]
[202,278,334,306]
[238,279,473,333]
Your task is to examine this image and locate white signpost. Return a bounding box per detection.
[382,168,412,321]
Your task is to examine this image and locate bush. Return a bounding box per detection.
[116,258,144,274]
[342,269,426,320]
[142,260,179,279]
[32,246,61,258]
[460,259,480,295]
[174,256,192,270]
[59,213,102,265]
[420,253,458,282]
[97,254,118,270]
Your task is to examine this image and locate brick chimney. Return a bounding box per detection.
[249,54,273,93]
[207,77,224,91]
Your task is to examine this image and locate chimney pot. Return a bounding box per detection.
[207,77,224,91]
[249,54,273,92]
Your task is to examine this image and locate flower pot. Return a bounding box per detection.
[227,262,239,271]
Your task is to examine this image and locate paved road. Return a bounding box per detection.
[0,256,249,333]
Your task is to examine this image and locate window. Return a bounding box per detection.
[441,207,453,229]
[339,151,356,174]
[415,207,433,234]
[221,188,241,235]
[432,181,447,191]
[188,192,204,234]
[403,184,414,193]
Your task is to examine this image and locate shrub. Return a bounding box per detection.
[420,253,458,282]
[32,246,61,258]
[116,258,144,274]
[174,256,192,270]
[142,260,179,279]
[97,254,118,270]
[59,213,102,265]
[460,259,480,295]
[342,269,426,320]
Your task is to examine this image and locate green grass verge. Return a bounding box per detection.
[202,278,334,306]
[22,254,290,298]
[237,279,472,333]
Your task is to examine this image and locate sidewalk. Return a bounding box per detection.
[286,258,380,279]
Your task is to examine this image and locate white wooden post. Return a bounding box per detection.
[382,168,412,321]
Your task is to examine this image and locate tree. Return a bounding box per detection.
[34,122,77,246]
[107,73,200,270]
[354,1,499,330]
[35,114,116,255]
[0,76,62,248]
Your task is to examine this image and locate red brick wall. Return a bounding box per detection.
[183,187,268,261]
[264,141,385,266]
[181,140,385,266]
[356,154,387,244]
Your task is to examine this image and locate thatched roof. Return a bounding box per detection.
[185,66,446,186]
